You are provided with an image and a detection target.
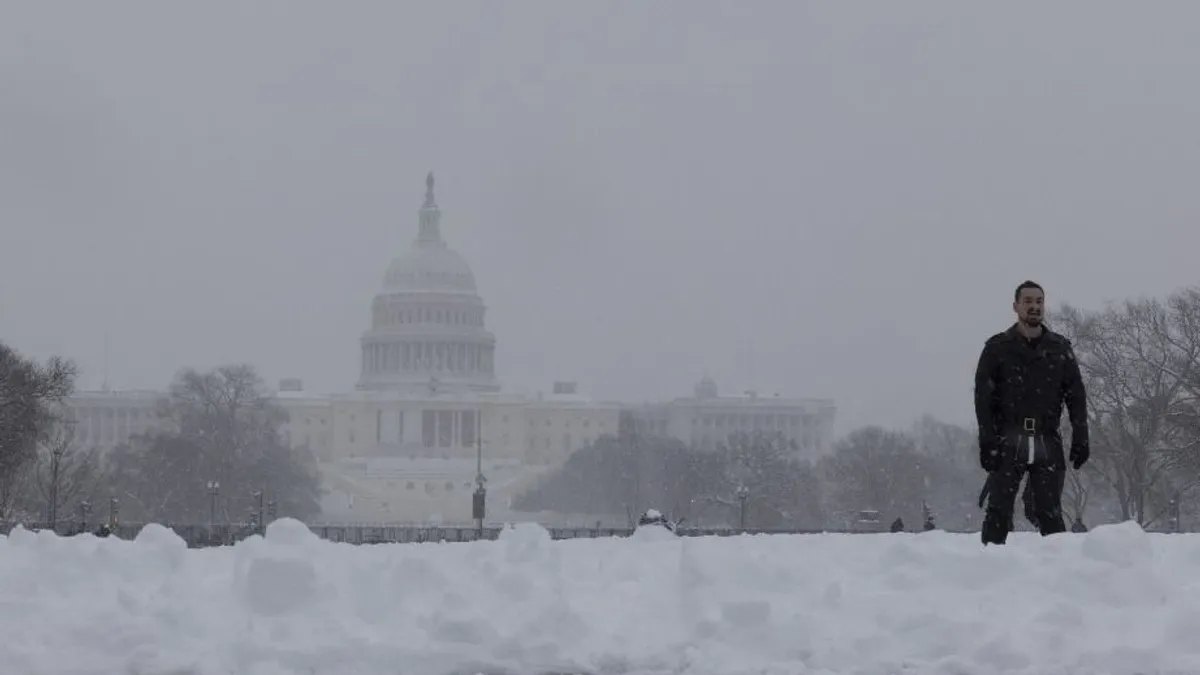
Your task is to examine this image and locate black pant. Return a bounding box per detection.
[981,438,1066,545]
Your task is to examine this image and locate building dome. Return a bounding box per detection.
[382,243,477,294]
[357,173,499,394]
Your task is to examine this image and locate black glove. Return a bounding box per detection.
[980,437,1002,472]
[1069,442,1089,470]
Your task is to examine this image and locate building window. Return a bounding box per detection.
[437,411,453,448]
[461,409,477,448]
[422,411,436,448]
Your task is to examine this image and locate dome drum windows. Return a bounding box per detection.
[374,300,486,329]
[362,341,496,376]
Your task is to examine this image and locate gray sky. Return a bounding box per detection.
[2,2,1198,434]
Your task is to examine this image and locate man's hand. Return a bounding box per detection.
[1070,442,1089,470]
[980,437,1003,472]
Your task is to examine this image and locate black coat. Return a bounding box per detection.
[974,323,1089,469]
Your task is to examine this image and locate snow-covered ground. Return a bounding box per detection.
[2,519,1197,675]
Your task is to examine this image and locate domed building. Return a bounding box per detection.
[357,172,499,394]
[60,172,836,529]
[267,173,623,525]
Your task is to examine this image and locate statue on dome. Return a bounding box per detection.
[423,171,437,209]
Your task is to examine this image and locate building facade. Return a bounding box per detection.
[59,389,161,452]
[623,375,836,456]
[63,174,835,525]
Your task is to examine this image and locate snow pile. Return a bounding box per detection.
[2,519,1199,675]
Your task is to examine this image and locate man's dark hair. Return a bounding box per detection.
[1014,280,1043,302]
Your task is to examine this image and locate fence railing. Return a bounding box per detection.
[0,520,978,547]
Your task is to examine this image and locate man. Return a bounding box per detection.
[974,280,1090,545]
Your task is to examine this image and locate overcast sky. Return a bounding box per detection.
[2,2,1198,434]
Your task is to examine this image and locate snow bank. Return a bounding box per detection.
[2,519,1198,675]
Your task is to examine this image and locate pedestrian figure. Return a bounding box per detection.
[974,281,1090,545]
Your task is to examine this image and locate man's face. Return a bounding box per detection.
[1014,287,1045,326]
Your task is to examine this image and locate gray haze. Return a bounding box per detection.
[2,2,1198,434]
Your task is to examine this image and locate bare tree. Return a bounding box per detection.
[512,431,715,524]
[512,429,823,529]
[1055,292,1200,526]
[103,364,320,524]
[30,418,108,527]
[161,364,286,460]
[0,342,77,520]
[708,430,823,529]
[819,426,928,528]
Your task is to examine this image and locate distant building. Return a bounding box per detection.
[61,389,161,452]
[623,374,836,458]
[66,173,835,523]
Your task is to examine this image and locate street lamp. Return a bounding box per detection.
[108,497,119,527]
[472,413,487,538]
[206,480,220,530]
[48,443,66,529]
[1169,492,1182,533]
[252,490,265,535]
[736,485,749,530]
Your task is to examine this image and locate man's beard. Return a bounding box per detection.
[1021,314,1043,327]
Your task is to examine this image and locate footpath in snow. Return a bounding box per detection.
[2,519,1198,675]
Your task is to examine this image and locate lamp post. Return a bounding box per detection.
[48,443,66,529]
[206,480,220,530]
[736,485,749,530]
[472,413,487,538]
[252,490,265,535]
[108,496,119,527]
[1168,492,1182,533]
[78,500,91,533]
